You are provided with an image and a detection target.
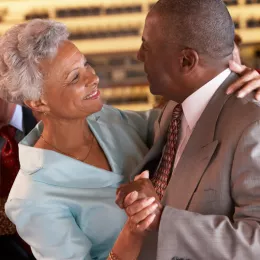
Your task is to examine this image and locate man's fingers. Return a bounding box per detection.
[124,191,139,208]
[135,213,156,232]
[134,170,149,181]
[226,69,259,95]
[115,190,126,209]
[116,183,127,195]
[126,197,155,216]
[129,202,158,224]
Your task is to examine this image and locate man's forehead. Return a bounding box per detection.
[143,11,164,40]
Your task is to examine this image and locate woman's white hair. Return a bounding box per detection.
[0,19,69,104]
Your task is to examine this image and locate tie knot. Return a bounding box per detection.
[172,103,183,120]
[0,125,16,140]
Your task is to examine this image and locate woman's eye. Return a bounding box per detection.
[71,74,79,83]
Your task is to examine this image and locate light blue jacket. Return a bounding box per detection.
[5,105,159,260]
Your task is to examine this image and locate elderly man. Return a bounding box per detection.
[115,0,260,259]
[0,99,36,259]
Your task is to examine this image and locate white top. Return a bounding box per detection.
[174,68,231,168]
[9,104,23,132]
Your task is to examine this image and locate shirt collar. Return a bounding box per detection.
[182,68,231,131]
[9,104,23,132]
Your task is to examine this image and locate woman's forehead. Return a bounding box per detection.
[40,41,84,76]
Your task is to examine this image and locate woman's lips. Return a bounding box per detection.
[83,89,100,100]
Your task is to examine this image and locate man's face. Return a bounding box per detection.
[0,98,16,129]
[137,11,182,100]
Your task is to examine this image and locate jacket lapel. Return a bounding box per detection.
[162,73,239,209]
[130,101,177,178]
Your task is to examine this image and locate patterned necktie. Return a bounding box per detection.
[0,125,20,198]
[151,104,183,200]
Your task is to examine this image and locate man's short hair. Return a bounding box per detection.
[153,0,235,60]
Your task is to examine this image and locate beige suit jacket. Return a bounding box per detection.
[134,73,260,260]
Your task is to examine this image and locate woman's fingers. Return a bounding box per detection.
[125,197,155,216]
[135,213,156,232]
[236,78,260,99]
[129,202,158,224]
[229,60,247,74]
[227,65,260,97]
[124,191,139,208]
[134,170,149,181]
[256,89,260,101]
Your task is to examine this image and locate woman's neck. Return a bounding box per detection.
[41,117,92,151]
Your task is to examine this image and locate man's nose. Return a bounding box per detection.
[137,48,144,62]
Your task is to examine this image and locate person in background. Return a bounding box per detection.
[0,98,37,259]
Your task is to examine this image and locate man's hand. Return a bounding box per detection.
[124,190,163,232]
[116,171,159,209]
[227,60,260,100]
[116,171,163,232]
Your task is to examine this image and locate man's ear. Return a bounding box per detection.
[179,48,199,73]
[24,98,50,114]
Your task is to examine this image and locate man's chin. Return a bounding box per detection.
[149,85,160,96]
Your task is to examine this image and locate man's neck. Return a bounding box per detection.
[176,65,229,103]
[193,65,229,91]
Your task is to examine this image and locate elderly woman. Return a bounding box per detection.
[1,19,158,260]
[2,19,260,260]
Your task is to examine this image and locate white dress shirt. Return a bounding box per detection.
[9,104,23,132]
[174,68,231,168]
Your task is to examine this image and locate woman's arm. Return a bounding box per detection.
[108,173,159,260]
[5,199,93,260]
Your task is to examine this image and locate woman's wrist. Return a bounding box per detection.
[110,220,146,260]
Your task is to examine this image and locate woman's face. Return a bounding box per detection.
[40,40,102,119]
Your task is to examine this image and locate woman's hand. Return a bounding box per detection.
[227,60,260,100]
[122,171,163,234]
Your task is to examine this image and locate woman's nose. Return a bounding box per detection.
[86,72,99,88]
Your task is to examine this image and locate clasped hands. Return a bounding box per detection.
[116,171,163,234]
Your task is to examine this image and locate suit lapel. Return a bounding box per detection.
[162,73,239,209]
[131,101,177,179]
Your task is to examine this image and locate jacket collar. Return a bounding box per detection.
[19,114,125,189]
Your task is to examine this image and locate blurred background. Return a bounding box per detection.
[0,0,259,110]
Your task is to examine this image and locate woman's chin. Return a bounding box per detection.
[83,98,103,115]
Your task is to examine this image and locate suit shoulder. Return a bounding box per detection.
[220,93,260,135]
[227,93,260,117]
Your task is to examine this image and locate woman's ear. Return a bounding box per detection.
[179,48,199,73]
[24,98,50,114]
